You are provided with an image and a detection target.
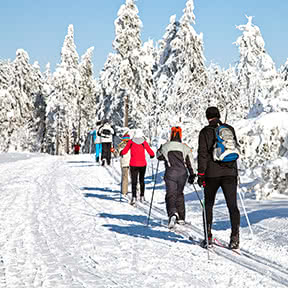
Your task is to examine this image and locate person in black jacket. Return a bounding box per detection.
[157,127,196,229]
[197,107,240,249]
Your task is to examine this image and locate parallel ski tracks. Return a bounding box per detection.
[139,199,288,287]
[147,200,288,287]
[103,164,288,287]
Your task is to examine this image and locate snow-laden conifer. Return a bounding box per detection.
[155,0,206,142]
[235,15,280,117]
[44,25,81,155]
[78,47,97,145]
[110,0,156,134]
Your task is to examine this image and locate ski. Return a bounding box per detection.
[213,237,241,255]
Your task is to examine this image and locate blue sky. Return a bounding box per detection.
[0,0,287,77]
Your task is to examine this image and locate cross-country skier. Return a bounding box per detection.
[90,120,103,162]
[97,119,115,166]
[120,129,155,205]
[157,126,196,229]
[197,106,240,249]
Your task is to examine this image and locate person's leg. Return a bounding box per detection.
[130,166,139,199]
[106,142,112,165]
[165,176,178,218]
[221,176,240,237]
[204,177,220,237]
[138,166,146,197]
[95,144,100,162]
[122,167,129,196]
[101,143,108,164]
[175,173,188,221]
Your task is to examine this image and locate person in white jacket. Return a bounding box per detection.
[97,120,115,166]
[116,132,131,196]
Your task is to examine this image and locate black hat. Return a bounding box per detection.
[206,106,220,120]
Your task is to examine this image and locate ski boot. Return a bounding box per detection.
[229,234,239,250]
[168,213,179,229]
[130,197,137,206]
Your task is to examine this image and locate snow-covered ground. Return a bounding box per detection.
[0,152,287,288]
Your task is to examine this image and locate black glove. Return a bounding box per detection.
[188,173,196,184]
[150,155,155,159]
[197,173,206,187]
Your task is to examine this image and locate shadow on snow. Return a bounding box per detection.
[99,212,190,244]
[81,186,121,202]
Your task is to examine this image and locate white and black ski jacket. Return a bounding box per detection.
[157,140,194,178]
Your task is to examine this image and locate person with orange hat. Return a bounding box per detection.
[157,126,196,229]
[116,132,131,196]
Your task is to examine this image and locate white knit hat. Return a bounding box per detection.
[133,129,144,138]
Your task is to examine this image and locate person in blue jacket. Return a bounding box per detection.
[90,120,103,162]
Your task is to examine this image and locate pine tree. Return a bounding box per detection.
[78,46,97,146]
[0,59,14,151]
[235,15,279,117]
[44,24,81,155]
[112,0,156,131]
[97,52,122,127]
[155,0,206,138]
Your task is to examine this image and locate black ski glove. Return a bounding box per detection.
[197,173,206,187]
[188,173,196,184]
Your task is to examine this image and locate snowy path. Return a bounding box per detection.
[0,153,287,287]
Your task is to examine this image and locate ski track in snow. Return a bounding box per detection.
[0,153,287,287]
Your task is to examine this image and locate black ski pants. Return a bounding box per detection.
[130,166,146,198]
[164,172,187,220]
[203,176,240,237]
[101,142,112,165]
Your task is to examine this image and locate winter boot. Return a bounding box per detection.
[96,157,99,163]
[168,213,179,229]
[229,234,239,250]
[130,197,137,205]
[140,196,145,203]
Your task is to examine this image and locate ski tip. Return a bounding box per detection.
[231,248,241,255]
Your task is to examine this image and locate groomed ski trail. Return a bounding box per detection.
[104,157,288,288]
[0,153,287,288]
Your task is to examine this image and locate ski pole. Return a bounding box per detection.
[151,162,154,181]
[147,160,159,226]
[202,191,210,260]
[192,183,210,260]
[192,183,204,208]
[120,173,123,202]
[238,177,254,239]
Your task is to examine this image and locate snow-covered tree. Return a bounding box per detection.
[154,0,206,140]
[97,52,122,127]
[78,46,97,145]
[44,25,81,155]
[235,15,279,117]
[111,0,156,132]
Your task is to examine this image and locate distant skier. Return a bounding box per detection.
[74,143,81,155]
[121,129,155,205]
[98,119,115,166]
[157,126,196,229]
[116,132,131,196]
[90,120,103,162]
[197,106,240,249]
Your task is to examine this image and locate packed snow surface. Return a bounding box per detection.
[0,152,287,287]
